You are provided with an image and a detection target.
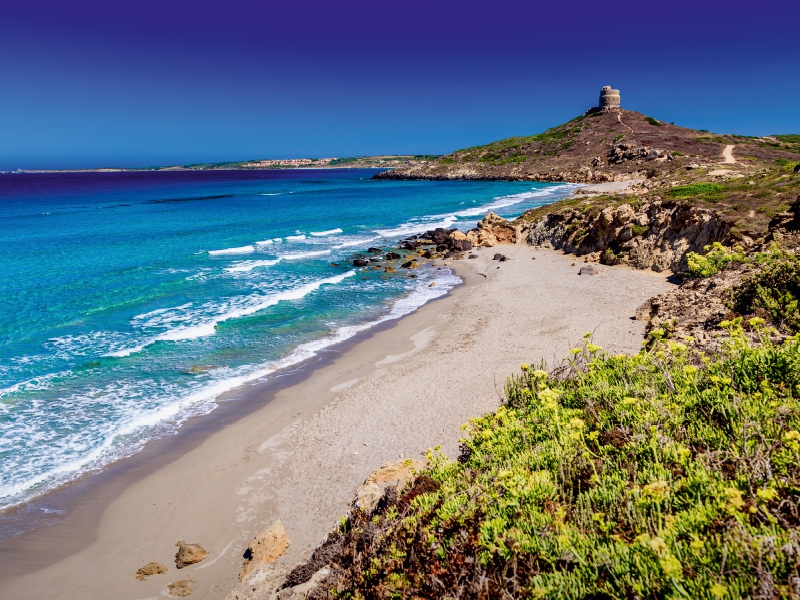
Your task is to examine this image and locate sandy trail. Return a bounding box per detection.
[722,144,736,164]
[0,247,673,600]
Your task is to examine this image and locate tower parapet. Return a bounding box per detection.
[599,86,620,110]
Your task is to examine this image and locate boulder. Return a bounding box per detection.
[400,260,419,269]
[448,230,468,241]
[134,561,167,581]
[174,542,209,569]
[468,254,478,259]
[367,247,381,253]
[352,259,369,267]
[239,520,291,581]
[385,251,402,260]
[579,264,602,276]
[384,266,396,273]
[492,253,504,261]
[450,239,473,252]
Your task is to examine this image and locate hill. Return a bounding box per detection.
[375,108,800,184]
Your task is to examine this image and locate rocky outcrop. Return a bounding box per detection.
[608,143,668,165]
[768,195,800,237]
[354,459,426,512]
[524,201,732,272]
[239,520,291,581]
[635,265,745,352]
[174,542,209,569]
[227,564,330,600]
[465,212,517,247]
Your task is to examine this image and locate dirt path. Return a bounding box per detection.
[722,144,736,164]
[617,113,634,134]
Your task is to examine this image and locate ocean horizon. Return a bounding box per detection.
[0,168,573,519]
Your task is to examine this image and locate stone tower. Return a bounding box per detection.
[599,86,620,110]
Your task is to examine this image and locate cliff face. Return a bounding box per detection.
[465,201,732,273]
[523,201,732,272]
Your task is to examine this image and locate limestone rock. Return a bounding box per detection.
[383,265,395,273]
[449,230,468,241]
[174,542,209,569]
[400,260,419,269]
[239,520,291,581]
[135,561,167,581]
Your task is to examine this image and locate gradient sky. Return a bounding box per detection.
[1,0,798,169]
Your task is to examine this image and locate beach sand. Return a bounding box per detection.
[0,246,672,600]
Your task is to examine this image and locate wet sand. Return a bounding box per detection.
[0,246,672,600]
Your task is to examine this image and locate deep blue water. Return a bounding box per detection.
[0,168,573,511]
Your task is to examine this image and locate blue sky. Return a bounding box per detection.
[0,0,798,169]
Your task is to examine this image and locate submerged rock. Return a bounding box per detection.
[174,542,209,569]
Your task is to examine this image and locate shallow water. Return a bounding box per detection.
[0,168,573,512]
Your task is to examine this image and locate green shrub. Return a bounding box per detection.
[685,242,746,277]
[631,224,648,236]
[730,247,800,332]
[645,117,662,126]
[667,183,723,198]
[671,151,684,157]
[315,332,800,599]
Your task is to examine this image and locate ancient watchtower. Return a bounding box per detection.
[599,86,620,110]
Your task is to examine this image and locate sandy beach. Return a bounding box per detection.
[0,246,672,600]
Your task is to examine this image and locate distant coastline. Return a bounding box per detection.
[0,155,439,174]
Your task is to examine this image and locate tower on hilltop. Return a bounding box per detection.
[599,86,621,110]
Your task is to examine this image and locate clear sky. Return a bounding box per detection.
[1,0,798,169]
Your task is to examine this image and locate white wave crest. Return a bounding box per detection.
[286,234,306,241]
[281,250,332,260]
[225,259,282,273]
[208,245,255,255]
[310,228,343,237]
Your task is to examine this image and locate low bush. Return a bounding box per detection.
[686,242,746,277]
[313,330,800,599]
[730,247,800,333]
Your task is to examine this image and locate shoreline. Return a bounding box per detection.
[0,265,471,541]
[0,246,673,600]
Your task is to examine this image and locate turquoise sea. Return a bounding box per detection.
[0,169,572,513]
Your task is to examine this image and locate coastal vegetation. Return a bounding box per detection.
[299,326,800,599]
